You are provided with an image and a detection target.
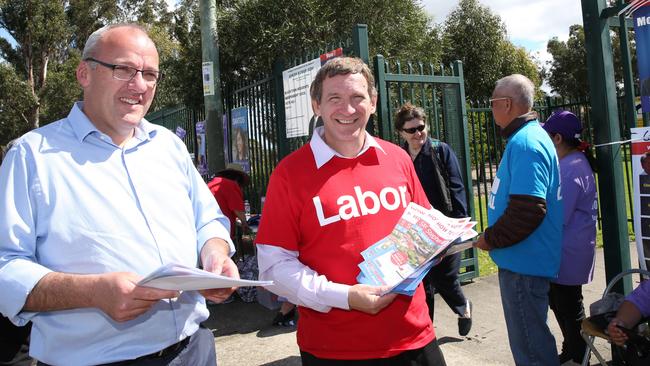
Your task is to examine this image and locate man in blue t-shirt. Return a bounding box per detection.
[475,74,562,366]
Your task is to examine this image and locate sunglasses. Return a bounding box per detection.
[402,125,426,134]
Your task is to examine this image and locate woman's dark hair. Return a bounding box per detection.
[216,170,247,187]
[394,103,426,131]
[562,136,598,173]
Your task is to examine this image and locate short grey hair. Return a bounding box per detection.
[494,74,535,110]
[81,23,150,60]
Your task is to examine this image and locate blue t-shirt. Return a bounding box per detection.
[488,120,563,278]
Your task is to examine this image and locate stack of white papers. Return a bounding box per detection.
[357,203,477,295]
[138,262,273,291]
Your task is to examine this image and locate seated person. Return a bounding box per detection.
[607,279,650,346]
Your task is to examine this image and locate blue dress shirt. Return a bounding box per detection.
[0,102,234,365]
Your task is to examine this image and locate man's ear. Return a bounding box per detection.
[76,61,90,88]
[311,99,321,116]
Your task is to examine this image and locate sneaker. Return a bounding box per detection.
[272,307,296,327]
[458,300,472,336]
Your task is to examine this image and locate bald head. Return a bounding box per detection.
[494,74,535,111]
[82,23,155,60]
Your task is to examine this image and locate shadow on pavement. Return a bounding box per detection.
[260,356,302,366]
[204,298,297,338]
[437,336,464,345]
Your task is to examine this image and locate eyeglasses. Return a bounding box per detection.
[489,97,511,107]
[402,125,426,134]
[84,57,163,85]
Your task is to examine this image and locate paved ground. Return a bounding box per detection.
[205,244,642,365]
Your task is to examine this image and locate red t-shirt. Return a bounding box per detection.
[255,139,434,359]
[207,177,243,237]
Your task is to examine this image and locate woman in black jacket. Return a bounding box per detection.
[395,103,473,336]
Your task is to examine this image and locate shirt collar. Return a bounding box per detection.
[68,101,153,145]
[309,126,386,169]
[500,111,538,138]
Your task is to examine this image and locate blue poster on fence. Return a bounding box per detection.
[635,5,650,112]
[195,121,207,176]
[231,107,250,173]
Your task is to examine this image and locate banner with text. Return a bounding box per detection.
[634,5,650,112]
[631,127,650,270]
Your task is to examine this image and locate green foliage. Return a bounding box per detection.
[545,24,636,98]
[441,0,540,100]
[216,0,440,83]
[546,25,588,98]
[0,63,37,145]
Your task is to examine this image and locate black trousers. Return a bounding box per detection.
[0,316,31,366]
[300,338,447,366]
[548,282,586,363]
[422,252,467,320]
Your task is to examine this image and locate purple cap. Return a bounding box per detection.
[542,111,582,140]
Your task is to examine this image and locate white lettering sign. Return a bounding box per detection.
[313,186,408,227]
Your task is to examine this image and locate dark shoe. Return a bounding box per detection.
[558,351,571,364]
[458,300,472,336]
[272,307,296,327]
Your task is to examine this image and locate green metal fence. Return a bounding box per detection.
[467,96,635,235]
[145,105,204,158]
[372,56,477,281]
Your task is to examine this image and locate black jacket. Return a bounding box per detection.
[403,138,468,218]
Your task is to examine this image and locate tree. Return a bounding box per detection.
[545,24,637,98]
[0,63,37,145]
[545,25,588,98]
[215,0,440,83]
[0,1,69,128]
[441,0,540,100]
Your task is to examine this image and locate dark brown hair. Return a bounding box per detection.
[394,103,426,131]
[309,57,376,103]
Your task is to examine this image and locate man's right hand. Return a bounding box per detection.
[95,272,179,322]
[348,284,397,315]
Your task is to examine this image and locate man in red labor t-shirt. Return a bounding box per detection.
[255,57,446,365]
[207,163,250,238]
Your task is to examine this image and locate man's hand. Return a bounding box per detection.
[96,272,179,322]
[199,238,240,303]
[474,234,491,251]
[23,271,178,323]
[607,317,629,346]
[348,284,397,315]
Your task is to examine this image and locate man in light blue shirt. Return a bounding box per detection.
[475,74,562,366]
[0,23,238,366]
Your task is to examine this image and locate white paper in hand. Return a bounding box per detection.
[138,262,273,291]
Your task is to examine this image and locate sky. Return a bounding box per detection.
[421,0,584,67]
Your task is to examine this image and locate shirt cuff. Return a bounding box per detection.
[197,220,235,257]
[0,258,52,324]
[320,281,351,310]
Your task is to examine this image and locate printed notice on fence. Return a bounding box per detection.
[283,57,321,138]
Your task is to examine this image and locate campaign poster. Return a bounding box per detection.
[223,114,230,162]
[282,48,343,138]
[175,126,186,139]
[195,121,207,176]
[634,5,650,112]
[231,106,250,173]
[630,127,650,270]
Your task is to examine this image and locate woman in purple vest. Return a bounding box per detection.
[542,111,598,364]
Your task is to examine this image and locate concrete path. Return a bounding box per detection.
[205,244,642,365]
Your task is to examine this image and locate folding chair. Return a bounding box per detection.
[581,268,650,366]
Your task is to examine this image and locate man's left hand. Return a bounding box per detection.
[474,234,491,251]
[199,238,240,303]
